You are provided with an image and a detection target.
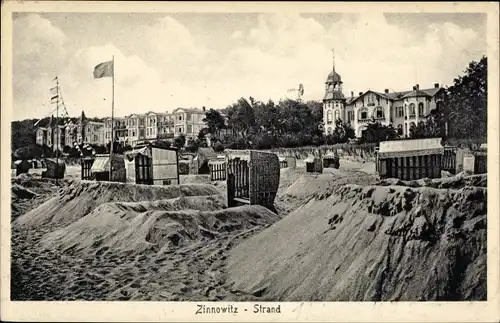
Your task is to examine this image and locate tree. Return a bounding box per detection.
[227,97,256,138]
[445,56,487,139]
[174,134,186,149]
[203,109,226,137]
[332,118,356,143]
[360,118,399,144]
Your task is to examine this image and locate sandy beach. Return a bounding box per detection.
[10,160,487,301]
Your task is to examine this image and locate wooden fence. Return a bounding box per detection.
[209,162,227,181]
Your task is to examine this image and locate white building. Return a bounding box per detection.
[172,107,207,140]
[322,57,445,138]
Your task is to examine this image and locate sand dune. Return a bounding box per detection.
[11,167,487,302]
[228,177,487,301]
[15,181,222,228]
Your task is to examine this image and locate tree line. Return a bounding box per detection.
[198,56,487,150]
[11,56,487,160]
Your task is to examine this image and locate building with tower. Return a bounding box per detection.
[322,50,446,139]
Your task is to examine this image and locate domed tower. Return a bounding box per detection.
[323,49,346,135]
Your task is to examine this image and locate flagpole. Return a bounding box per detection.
[55,76,59,186]
[109,55,114,181]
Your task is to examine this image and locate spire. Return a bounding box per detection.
[332,48,335,72]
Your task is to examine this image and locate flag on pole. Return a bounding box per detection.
[50,95,59,103]
[93,60,114,79]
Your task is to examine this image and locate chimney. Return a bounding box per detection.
[416,84,420,90]
[359,92,363,96]
[434,83,439,88]
[412,86,417,91]
[351,91,354,98]
[384,89,389,94]
[202,106,206,112]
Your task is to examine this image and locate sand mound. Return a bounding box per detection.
[40,202,277,257]
[13,202,278,301]
[228,183,486,301]
[284,171,378,200]
[15,181,222,229]
[377,174,487,189]
[12,184,38,199]
[179,175,212,185]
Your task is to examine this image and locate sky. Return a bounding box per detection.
[12,11,486,121]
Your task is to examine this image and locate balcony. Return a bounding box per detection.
[358,118,370,123]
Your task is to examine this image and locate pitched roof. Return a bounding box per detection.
[401,89,433,99]
[323,91,346,101]
[378,137,444,158]
[173,107,205,114]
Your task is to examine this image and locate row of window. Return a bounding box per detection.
[107,113,199,127]
[326,107,386,123]
[326,101,436,123]
[326,121,424,136]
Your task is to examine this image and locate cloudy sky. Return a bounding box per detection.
[12,11,486,120]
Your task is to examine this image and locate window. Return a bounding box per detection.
[187,125,193,133]
[418,102,425,116]
[359,108,368,120]
[178,127,183,133]
[186,113,191,121]
[178,115,182,121]
[347,111,354,122]
[327,110,333,124]
[397,107,404,117]
[375,107,384,119]
[397,124,403,135]
[162,179,171,186]
[408,103,416,116]
[404,124,408,136]
[334,110,340,121]
[139,129,145,138]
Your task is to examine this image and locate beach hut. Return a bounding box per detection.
[441,145,458,174]
[208,155,227,181]
[125,144,179,185]
[81,157,95,180]
[225,150,280,210]
[42,158,66,179]
[472,143,487,174]
[322,154,340,169]
[305,157,323,173]
[90,154,126,182]
[377,138,444,180]
[14,160,31,176]
[279,156,297,169]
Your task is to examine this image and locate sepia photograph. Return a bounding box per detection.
[1,1,499,322]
